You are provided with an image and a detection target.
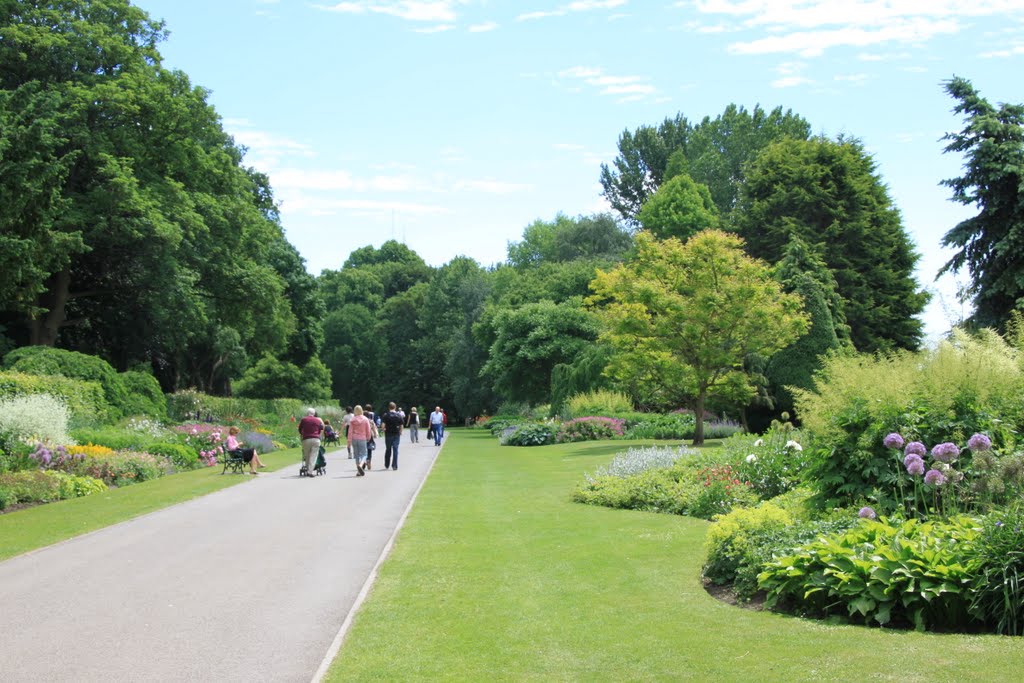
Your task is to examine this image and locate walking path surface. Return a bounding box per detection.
[0,437,443,682]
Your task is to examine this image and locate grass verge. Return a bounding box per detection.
[325,430,1021,682]
[0,446,301,561]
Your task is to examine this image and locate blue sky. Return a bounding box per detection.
[139,0,1024,340]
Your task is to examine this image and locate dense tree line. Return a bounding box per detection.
[6,2,1015,426]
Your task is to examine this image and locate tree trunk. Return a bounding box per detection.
[691,391,707,446]
[28,269,71,347]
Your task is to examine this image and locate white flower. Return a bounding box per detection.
[745,454,757,463]
[785,440,803,451]
[754,438,764,447]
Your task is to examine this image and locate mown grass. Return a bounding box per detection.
[0,446,301,561]
[326,430,1022,682]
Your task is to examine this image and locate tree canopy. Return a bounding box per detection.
[732,136,928,353]
[939,76,1024,330]
[589,230,809,444]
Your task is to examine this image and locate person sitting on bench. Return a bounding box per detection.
[226,426,265,474]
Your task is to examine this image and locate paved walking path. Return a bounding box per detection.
[0,437,443,682]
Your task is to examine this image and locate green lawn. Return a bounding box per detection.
[0,446,301,561]
[326,430,1022,682]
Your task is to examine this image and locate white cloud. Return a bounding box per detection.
[453,178,532,194]
[771,75,813,88]
[413,23,455,32]
[518,0,628,21]
[691,1,1024,56]
[468,21,498,32]
[315,1,465,22]
[558,65,657,99]
[981,43,1024,56]
[834,73,869,84]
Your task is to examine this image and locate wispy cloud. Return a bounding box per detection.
[453,178,532,194]
[468,21,498,32]
[518,0,627,21]
[558,65,656,100]
[315,1,465,22]
[413,23,455,32]
[981,43,1024,57]
[687,0,1024,56]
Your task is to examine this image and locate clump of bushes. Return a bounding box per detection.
[0,469,107,509]
[557,416,625,443]
[0,393,73,450]
[501,423,558,447]
[623,413,695,440]
[564,390,632,418]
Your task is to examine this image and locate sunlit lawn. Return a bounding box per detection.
[326,430,1021,682]
[0,447,300,561]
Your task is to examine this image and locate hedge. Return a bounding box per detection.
[0,370,110,425]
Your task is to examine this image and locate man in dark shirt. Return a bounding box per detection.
[381,401,404,470]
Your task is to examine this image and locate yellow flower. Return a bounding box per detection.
[69,444,116,458]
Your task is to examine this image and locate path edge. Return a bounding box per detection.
[309,438,446,683]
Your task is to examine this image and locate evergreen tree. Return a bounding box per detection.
[939,76,1024,330]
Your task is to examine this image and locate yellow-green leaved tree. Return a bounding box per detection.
[589,230,809,444]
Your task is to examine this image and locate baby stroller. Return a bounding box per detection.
[298,442,328,477]
[314,443,327,476]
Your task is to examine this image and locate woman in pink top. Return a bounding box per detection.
[227,426,265,474]
[347,405,377,477]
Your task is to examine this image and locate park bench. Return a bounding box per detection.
[220,448,246,475]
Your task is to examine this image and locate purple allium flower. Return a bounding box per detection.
[904,441,926,457]
[883,433,905,449]
[996,521,1005,528]
[931,442,960,463]
[904,453,926,476]
[858,506,877,519]
[924,469,948,486]
[967,433,992,452]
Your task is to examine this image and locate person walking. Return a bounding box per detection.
[347,405,376,476]
[298,408,324,477]
[381,402,404,470]
[429,406,445,446]
[407,407,419,443]
[342,406,354,458]
[363,404,378,470]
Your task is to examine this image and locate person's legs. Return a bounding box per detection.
[391,434,399,469]
[433,423,441,445]
[383,434,393,469]
[302,438,318,471]
[353,440,367,476]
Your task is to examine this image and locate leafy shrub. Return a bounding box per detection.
[688,464,758,520]
[587,445,695,479]
[703,502,793,590]
[78,451,170,487]
[501,423,558,447]
[624,413,695,440]
[759,515,983,631]
[69,426,158,452]
[166,389,304,424]
[0,393,73,448]
[144,443,201,471]
[731,429,812,499]
[557,416,625,443]
[969,506,1024,635]
[574,466,699,515]
[565,390,633,418]
[0,441,36,473]
[795,329,1024,508]
[118,370,167,419]
[0,370,110,425]
[242,431,274,454]
[4,347,129,418]
[0,469,106,505]
[702,419,744,440]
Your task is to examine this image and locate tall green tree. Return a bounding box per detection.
[636,173,719,241]
[507,213,631,268]
[589,230,809,444]
[765,237,851,416]
[600,105,810,224]
[479,300,600,406]
[1,0,301,393]
[939,76,1024,330]
[733,136,928,353]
